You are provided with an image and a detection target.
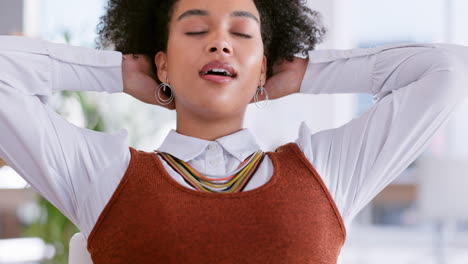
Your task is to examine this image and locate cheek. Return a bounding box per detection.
[239,45,264,83]
[166,38,201,85]
[238,39,264,70]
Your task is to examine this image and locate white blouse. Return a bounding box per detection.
[1,36,467,241]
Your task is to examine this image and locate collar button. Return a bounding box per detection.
[208,144,219,151]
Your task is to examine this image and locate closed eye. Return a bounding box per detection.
[233,33,252,39]
[185,32,252,39]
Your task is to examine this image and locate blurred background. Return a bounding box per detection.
[0,0,467,263]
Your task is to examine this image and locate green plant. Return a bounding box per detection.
[23,194,79,263]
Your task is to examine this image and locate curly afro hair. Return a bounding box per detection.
[96,0,327,87]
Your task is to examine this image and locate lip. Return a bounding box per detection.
[200,74,235,84]
[199,60,238,78]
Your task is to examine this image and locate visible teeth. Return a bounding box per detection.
[211,68,229,73]
[205,68,232,76]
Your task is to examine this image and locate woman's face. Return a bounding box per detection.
[155,0,267,119]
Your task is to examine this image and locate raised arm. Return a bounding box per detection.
[294,42,468,226]
[0,36,130,232]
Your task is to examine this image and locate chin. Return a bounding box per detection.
[196,101,245,119]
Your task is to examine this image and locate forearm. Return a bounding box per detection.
[370,43,468,103]
[299,42,458,97]
[0,35,124,97]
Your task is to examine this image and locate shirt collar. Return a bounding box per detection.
[157,128,260,162]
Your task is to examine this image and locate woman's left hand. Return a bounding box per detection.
[250,56,309,103]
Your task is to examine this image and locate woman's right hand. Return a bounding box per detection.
[122,54,176,110]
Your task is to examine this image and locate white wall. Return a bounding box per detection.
[0,0,41,37]
[0,0,24,35]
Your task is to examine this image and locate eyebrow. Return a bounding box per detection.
[177,9,260,24]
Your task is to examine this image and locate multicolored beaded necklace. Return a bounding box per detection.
[154,149,266,193]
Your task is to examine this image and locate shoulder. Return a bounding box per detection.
[293,121,315,162]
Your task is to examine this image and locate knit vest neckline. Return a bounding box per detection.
[151,145,280,198]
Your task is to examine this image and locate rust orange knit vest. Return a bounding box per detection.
[87,142,347,263]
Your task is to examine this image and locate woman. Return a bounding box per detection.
[1,0,467,263]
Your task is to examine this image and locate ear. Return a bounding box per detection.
[155,51,168,83]
[261,55,267,85]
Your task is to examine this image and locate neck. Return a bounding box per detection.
[176,108,246,141]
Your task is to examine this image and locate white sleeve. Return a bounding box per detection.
[295,42,468,226]
[0,36,131,230]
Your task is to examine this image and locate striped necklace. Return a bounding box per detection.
[154,149,266,193]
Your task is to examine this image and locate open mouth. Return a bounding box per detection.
[199,60,238,84]
[199,69,237,84]
[200,72,236,84]
[201,68,237,77]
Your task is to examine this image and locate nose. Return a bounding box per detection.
[207,33,233,55]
